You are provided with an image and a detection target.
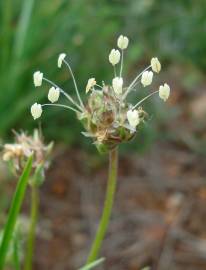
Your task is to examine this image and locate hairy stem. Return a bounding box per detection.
[23,185,39,270]
[86,147,118,264]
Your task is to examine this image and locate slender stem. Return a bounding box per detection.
[41,103,80,114]
[120,49,124,77]
[63,59,85,109]
[123,65,151,100]
[133,90,159,109]
[86,147,118,264]
[96,84,103,89]
[43,77,83,112]
[113,66,117,77]
[23,185,39,270]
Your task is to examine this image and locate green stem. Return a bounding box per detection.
[23,185,39,270]
[86,147,118,264]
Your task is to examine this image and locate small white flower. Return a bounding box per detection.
[151,57,161,73]
[33,71,43,87]
[127,109,140,128]
[109,49,120,65]
[58,53,66,68]
[112,77,123,95]
[48,87,60,103]
[141,71,153,87]
[31,103,42,120]
[117,35,129,50]
[159,83,170,101]
[86,78,96,93]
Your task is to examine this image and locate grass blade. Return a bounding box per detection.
[79,258,105,270]
[0,155,33,270]
[13,0,35,60]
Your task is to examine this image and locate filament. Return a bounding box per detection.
[41,103,81,113]
[123,65,151,100]
[43,77,83,112]
[120,49,124,77]
[63,59,85,109]
[133,90,158,109]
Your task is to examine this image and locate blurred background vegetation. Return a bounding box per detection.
[1,1,206,269]
[0,0,206,152]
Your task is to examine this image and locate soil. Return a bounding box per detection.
[32,141,206,270]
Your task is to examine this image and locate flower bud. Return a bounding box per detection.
[109,49,120,65]
[117,35,129,49]
[141,71,153,87]
[127,109,140,128]
[31,103,42,120]
[33,71,43,87]
[58,53,66,68]
[86,78,96,93]
[112,77,123,95]
[48,87,60,103]
[159,83,170,101]
[151,57,161,73]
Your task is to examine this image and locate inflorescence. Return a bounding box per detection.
[31,35,170,153]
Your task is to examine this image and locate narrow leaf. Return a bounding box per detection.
[79,258,105,270]
[0,155,33,269]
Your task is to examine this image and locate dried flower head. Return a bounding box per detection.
[31,34,170,153]
[2,130,53,179]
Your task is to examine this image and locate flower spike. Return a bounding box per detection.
[31,35,170,152]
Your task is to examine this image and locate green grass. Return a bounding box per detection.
[0,155,33,270]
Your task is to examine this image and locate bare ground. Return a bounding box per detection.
[33,141,206,270]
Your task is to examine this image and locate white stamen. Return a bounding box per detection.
[58,53,66,68]
[48,87,60,103]
[31,103,42,119]
[159,83,170,101]
[33,71,43,87]
[141,71,153,87]
[109,49,121,66]
[127,109,140,128]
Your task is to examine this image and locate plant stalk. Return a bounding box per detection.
[23,185,39,270]
[86,147,118,264]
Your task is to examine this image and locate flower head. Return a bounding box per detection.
[58,53,66,68]
[2,130,53,178]
[117,35,129,50]
[33,71,43,87]
[31,35,170,153]
[86,78,96,93]
[127,109,140,128]
[141,71,153,87]
[31,103,42,120]
[109,49,120,65]
[151,57,161,73]
[112,77,123,95]
[48,87,60,103]
[159,83,170,101]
